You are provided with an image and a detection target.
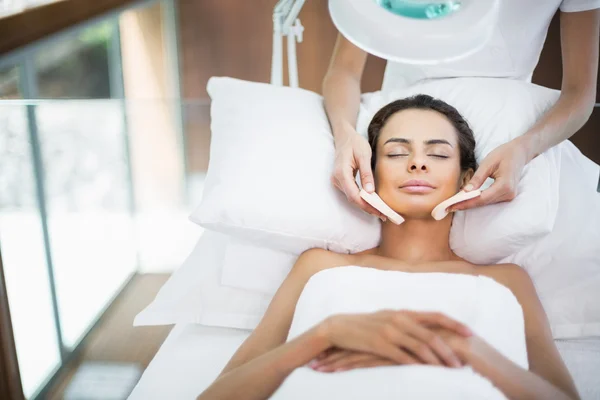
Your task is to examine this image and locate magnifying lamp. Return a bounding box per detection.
[271,0,500,86]
[329,0,500,65]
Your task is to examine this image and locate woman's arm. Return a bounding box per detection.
[196,249,339,400]
[458,335,576,400]
[521,9,599,160]
[218,249,333,376]
[462,265,580,400]
[200,306,474,400]
[198,325,330,400]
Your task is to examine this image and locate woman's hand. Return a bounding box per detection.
[313,310,472,371]
[309,319,474,373]
[450,137,530,211]
[332,132,385,220]
[309,348,397,372]
[430,327,496,367]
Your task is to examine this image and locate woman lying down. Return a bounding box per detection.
[197,95,579,400]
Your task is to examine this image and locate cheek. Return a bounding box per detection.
[374,159,398,188]
[439,167,464,194]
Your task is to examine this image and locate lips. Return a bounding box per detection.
[399,180,435,193]
[400,179,435,188]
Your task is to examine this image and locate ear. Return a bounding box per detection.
[459,169,474,190]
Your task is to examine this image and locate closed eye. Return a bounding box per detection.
[388,154,408,158]
[429,155,449,159]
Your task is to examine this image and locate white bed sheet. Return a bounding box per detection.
[129,324,600,400]
[128,324,249,400]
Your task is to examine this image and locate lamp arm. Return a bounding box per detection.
[271,0,306,87]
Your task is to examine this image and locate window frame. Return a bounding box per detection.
[0,0,183,397]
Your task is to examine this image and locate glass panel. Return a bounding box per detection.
[0,1,191,396]
[36,99,137,348]
[0,66,21,98]
[1,97,195,395]
[32,19,138,349]
[0,75,61,397]
[35,21,113,99]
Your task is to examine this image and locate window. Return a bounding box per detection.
[0,17,135,400]
[32,21,138,349]
[0,1,186,397]
[0,65,62,398]
[0,65,20,98]
[35,21,114,99]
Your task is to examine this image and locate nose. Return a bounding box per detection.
[408,154,428,172]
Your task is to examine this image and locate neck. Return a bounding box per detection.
[377,216,456,264]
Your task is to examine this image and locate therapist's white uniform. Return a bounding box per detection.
[382,0,600,92]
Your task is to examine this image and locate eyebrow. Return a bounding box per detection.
[383,138,453,147]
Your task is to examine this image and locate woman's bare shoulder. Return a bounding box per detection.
[477,263,536,297]
[293,248,356,278]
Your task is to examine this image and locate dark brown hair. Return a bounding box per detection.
[367,94,478,172]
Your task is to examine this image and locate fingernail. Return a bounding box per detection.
[365,183,374,192]
[464,184,473,192]
[308,360,319,368]
[380,216,387,222]
[452,358,462,368]
[316,366,328,372]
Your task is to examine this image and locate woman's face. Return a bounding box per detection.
[374,109,472,219]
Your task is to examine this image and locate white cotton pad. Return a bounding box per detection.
[431,189,482,221]
[359,190,405,225]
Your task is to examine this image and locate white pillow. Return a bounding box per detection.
[134,230,269,330]
[221,238,296,295]
[191,77,559,264]
[191,77,380,255]
[502,141,600,339]
[138,143,600,337]
[138,164,600,337]
[359,78,562,264]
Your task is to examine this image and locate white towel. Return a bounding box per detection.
[272,266,528,400]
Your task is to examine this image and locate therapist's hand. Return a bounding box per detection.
[332,132,385,220]
[451,138,530,211]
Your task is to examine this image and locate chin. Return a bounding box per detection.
[385,192,446,220]
[395,205,436,220]
[392,201,437,219]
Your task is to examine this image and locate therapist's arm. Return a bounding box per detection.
[323,33,367,146]
[454,9,599,211]
[323,34,384,218]
[521,9,599,159]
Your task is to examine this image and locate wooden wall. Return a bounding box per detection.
[177,1,599,171]
[0,0,140,56]
[177,0,385,172]
[120,2,186,210]
[177,0,385,98]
